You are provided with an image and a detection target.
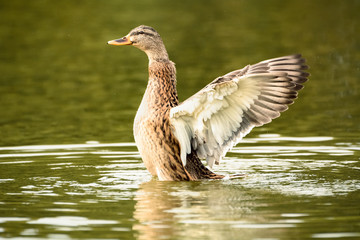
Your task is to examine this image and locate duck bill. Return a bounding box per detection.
[107,36,132,46]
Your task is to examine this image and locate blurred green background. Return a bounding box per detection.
[1,1,360,240]
[0,0,359,146]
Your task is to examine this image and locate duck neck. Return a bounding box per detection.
[144,59,179,111]
[145,46,169,62]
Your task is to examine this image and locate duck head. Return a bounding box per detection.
[108,25,169,61]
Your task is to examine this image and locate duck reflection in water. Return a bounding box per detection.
[132,181,181,239]
[132,180,288,240]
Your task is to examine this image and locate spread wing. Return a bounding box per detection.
[169,54,309,168]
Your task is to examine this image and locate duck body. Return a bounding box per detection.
[134,58,223,180]
[133,59,189,180]
[108,25,309,181]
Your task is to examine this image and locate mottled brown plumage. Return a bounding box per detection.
[133,60,190,180]
[108,25,309,181]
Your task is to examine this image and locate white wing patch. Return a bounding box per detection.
[170,74,263,167]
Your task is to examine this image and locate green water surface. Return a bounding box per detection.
[0,0,359,239]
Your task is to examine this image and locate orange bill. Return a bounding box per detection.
[107,36,132,45]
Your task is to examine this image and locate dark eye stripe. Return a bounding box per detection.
[130,31,155,37]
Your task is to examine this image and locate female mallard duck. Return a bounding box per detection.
[108,25,309,181]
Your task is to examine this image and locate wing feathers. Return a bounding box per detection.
[253,101,281,119]
[170,54,309,167]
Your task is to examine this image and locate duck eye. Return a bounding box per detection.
[139,31,145,34]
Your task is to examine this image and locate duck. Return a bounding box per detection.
[108,25,309,181]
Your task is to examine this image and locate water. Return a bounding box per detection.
[0,136,359,239]
[1,0,360,239]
